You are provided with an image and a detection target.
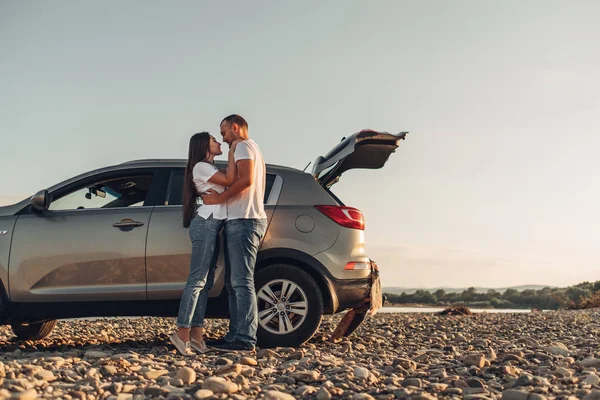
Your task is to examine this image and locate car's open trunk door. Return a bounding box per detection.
[312,130,408,188]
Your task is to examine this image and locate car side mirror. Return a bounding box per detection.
[30,189,50,213]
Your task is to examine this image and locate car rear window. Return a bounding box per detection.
[166,170,276,206]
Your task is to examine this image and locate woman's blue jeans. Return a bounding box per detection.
[176,215,224,328]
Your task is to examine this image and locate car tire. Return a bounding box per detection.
[255,264,323,348]
[11,320,57,341]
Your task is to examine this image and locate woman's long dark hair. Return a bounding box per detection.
[183,132,211,228]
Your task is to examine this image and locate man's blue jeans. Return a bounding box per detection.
[223,218,268,346]
[176,215,223,328]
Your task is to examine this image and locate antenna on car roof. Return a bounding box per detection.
[302,161,311,172]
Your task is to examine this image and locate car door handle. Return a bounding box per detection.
[113,218,145,228]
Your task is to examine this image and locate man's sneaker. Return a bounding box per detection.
[190,338,209,354]
[211,339,256,354]
[169,333,194,356]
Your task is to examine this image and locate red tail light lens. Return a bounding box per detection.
[344,261,371,270]
[315,205,365,230]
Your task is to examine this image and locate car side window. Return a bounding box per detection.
[165,170,276,206]
[166,170,185,206]
[49,175,154,211]
[264,174,275,203]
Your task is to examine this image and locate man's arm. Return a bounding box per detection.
[202,159,254,204]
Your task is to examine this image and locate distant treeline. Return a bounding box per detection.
[384,280,600,310]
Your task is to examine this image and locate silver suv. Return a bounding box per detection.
[0,130,406,347]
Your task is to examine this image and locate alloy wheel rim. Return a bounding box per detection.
[257,279,308,335]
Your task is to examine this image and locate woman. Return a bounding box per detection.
[169,132,239,356]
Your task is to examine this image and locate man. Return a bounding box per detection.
[202,114,267,352]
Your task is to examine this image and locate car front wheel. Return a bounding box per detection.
[11,320,57,341]
[255,264,323,348]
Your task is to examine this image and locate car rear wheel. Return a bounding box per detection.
[255,264,323,348]
[11,320,57,341]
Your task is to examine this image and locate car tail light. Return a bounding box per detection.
[344,261,371,270]
[315,205,365,230]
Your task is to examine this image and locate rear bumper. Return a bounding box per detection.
[331,277,371,310]
[328,262,382,312]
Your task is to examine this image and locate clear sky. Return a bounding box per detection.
[1,1,599,288]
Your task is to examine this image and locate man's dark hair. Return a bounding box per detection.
[221,114,248,129]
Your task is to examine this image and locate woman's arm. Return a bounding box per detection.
[206,141,240,187]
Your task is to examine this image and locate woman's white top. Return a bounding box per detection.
[192,161,227,220]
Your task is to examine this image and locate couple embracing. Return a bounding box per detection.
[170,114,267,355]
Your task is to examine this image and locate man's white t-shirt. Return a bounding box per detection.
[192,162,227,220]
[227,139,267,220]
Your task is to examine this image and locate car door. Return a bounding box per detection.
[9,170,157,302]
[145,167,281,300]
